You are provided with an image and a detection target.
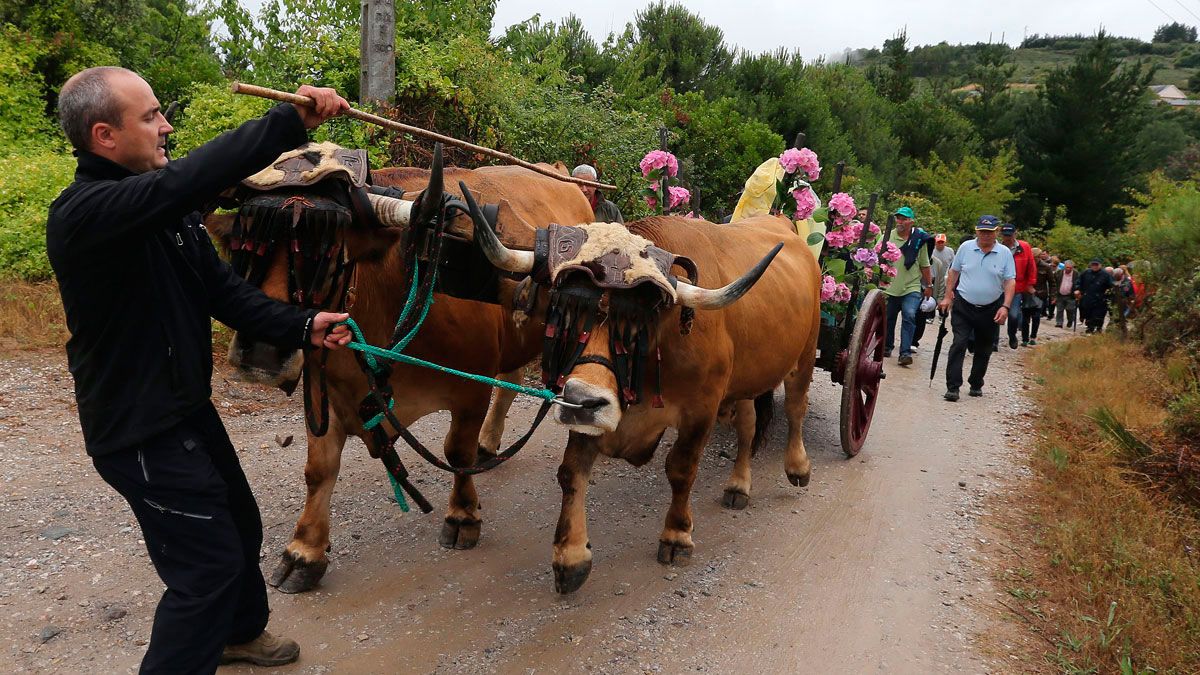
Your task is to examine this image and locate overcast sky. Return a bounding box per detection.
[490,0,1197,60]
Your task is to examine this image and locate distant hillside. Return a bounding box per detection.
[852,34,1200,92]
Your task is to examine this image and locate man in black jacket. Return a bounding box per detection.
[47,66,352,673]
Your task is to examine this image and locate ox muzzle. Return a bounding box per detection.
[227,333,304,394]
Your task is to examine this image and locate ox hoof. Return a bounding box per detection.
[656,541,693,567]
[721,488,750,510]
[553,559,593,594]
[476,445,498,464]
[787,472,811,488]
[439,517,482,550]
[269,550,328,594]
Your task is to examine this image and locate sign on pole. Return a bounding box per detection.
[360,0,396,103]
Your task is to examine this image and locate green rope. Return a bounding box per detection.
[386,472,410,512]
[340,322,558,401]
[337,260,557,509]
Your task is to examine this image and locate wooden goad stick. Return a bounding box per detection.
[231,82,617,191]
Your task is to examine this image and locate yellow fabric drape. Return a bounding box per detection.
[731,157,826,261]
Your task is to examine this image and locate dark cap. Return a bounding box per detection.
[976,215,1000,231]
[1090,257,1102,264]
[1000,223,1016,235]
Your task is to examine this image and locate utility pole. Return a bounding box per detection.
[360,0,395,103]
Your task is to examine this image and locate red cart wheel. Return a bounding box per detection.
[839,289,886,457]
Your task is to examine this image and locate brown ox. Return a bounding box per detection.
[207,155,593,593]
[468,202,821,593]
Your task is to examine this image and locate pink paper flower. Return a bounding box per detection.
[824,229,847,249]
[796,148,821,180]
[869,221,881,235]
[640,150,679,178]
[793,187,818,220]
[875,241,902,263]
[833,282,852,303]
[844,220,864,245]
[881,263,898,278]
[668,186,691,209]
[820,274,837,302]
[829,192,856,219]
[779,148,803,175]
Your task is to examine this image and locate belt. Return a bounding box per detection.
[955,295,1002,309]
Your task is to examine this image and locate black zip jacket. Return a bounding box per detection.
[47,104,315,456]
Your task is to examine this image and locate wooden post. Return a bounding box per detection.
[360,0,395,103]
[659,127,669,151]
[793,132,806,149]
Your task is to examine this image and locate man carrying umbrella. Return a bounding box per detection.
[937,215,1016,401]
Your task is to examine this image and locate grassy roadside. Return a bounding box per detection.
[0,280,234,355]
[0,280,68,349]
[1004,335,1200,673]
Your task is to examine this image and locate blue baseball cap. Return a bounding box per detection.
[894,206,915,219]
[1000,223,1016,235]
[976,215,1000,231]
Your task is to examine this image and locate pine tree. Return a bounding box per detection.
[1017,32,1154,231]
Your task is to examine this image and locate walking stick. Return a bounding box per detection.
[230,82,617,191]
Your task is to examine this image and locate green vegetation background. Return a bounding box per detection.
[0,0,1196,364]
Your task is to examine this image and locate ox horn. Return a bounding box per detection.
[413,143,444,225]
[366,192,412,226]
[459,181,535,274]
[675,242,785,310]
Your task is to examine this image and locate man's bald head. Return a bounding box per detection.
[58,67,139,152]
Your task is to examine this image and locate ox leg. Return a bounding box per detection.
[659,421,714,566]
[476,369,523,461]
[439,407,487,550]
[552,433,600,594]
[271,415,348,594]
[783,359,816,487]
[721,399,756,510]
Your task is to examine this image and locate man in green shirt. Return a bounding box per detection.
[883,206,933,366]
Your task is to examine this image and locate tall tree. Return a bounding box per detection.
[1017,32,1154,231]
[867,29,914,104]
[608,2,732,99]
[1153,22,1198,43]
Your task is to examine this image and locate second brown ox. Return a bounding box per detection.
[207,154,593,593]
[467,196,822,593]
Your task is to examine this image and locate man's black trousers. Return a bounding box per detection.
[92,402,268,674]
[946,296,1003,391]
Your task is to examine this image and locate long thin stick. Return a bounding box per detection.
[231,82,617,191]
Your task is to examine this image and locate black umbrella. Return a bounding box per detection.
[929,309,950,387]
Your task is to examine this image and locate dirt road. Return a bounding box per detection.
[1,325,1055,673]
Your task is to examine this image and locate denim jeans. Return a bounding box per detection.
[994,295,1024,348]
[885,292,922,357]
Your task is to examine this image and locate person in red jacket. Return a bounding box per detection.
[996,223,1037,349]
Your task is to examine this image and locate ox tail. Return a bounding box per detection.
[751,390,775,455]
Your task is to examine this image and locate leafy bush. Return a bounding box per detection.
[0,146,76,281]
[499,82,658,218]
[0,27,56,147]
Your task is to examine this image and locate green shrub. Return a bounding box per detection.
[0,146,76,281]
[1167,389,1200,440]
[0,27,56,147]
[172,82,274,157]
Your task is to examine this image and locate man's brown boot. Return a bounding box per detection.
[220,630,300,667]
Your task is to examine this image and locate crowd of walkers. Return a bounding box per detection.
[877,206,1141,401]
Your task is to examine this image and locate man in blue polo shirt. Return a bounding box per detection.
[937,215,1016,401]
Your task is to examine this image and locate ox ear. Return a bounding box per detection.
[203,212,236,246]
[492,199,538,249]
[342,221,403,263]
